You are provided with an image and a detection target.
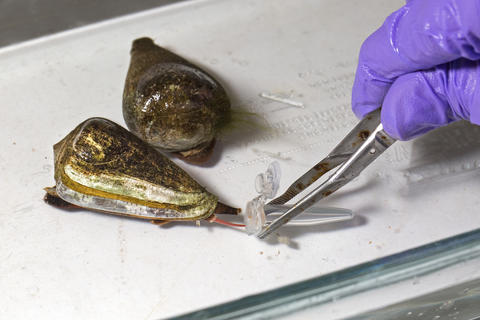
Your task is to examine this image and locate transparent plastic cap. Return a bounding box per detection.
[244,161,354,235]
[244,195,266,235]
[255,161,280,199]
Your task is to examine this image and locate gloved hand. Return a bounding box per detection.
[352,0,480,140]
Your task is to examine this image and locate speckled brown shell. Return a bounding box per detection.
[122,37,231,159]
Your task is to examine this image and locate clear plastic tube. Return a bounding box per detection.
[244,162,354,235]
[264,205,353,226]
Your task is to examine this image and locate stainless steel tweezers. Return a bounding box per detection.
[257,109,396,239]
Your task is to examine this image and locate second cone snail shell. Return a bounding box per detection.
[122,37,231,163]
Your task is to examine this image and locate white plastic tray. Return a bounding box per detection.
[2,0,480,318]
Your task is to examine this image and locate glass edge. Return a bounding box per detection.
[167,228,480,320]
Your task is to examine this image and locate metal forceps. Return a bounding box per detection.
[257,109,396,239]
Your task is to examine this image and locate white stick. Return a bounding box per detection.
[260,92,305,108]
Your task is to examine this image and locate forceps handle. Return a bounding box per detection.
[257,122,395,239]
[268,109,387,206]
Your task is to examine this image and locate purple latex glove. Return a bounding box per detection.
[352,0,480,140]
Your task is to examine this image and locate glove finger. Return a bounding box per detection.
[353,0,480,118]
[381,59,480,140]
